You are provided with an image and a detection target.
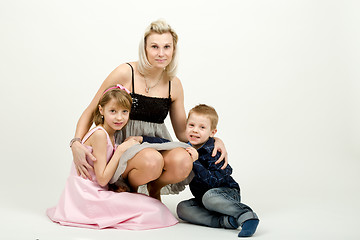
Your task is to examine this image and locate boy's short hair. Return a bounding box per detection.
[188,104,218,130]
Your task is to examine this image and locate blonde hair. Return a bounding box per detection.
[93,86,133,126]
[188,104,219,130]
[138,19,179,80]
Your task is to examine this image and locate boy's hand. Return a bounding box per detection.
[186,147,199,162]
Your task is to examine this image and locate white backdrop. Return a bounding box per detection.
[0,0,359,239]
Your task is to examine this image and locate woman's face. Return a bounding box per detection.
[145,32,174,69]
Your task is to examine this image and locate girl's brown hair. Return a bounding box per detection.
[92,86,133,126]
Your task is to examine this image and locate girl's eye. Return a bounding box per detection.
[151,45,158,49]
[110,110,116,113]
[164,45,170,49]
[123,110,129,113]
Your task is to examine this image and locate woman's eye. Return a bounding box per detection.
[152,45,158,49]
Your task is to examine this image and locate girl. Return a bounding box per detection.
[47,85,178,230]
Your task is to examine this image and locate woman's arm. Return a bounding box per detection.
[213,137,228,169]
[169,77,187,142]
[71,63,133,179]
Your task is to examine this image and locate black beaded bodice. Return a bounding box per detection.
[127,63,172,124]
[130,93,171,123]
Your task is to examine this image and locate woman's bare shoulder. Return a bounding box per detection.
[170,76,184,97]
[105,62,135,88]
[111,62,133,77]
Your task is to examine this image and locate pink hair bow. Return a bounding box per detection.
[102,84,131,96]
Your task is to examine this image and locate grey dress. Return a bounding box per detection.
[110,63,193,195]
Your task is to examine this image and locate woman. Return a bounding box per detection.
[70,19,228,200]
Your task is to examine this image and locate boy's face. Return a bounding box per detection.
[186,112,217,149]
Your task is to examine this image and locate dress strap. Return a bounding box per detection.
[82,126,110,144]
[168,80,171,98]
[126,63,135,94]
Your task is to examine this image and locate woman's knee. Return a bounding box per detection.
[165,148,193,178]
[133,148,164,178]
[144,149,164,172]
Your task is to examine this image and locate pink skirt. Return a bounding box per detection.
[47,165,178,230]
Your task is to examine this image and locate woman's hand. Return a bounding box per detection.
[186,147,199,162]
[213,137,228,169]
[71,141,97,179]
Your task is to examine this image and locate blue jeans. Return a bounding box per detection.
[177,187,258,228]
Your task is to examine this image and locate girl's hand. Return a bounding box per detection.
[124,136,143,143]
[186,147,199,162]
[213,137,228,169]
[117,138,140,152]
[71,141,96,179]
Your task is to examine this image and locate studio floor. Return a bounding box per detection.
[1,186,359,240]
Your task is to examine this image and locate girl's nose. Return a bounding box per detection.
[116,113,123,120]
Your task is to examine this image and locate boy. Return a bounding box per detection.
[177,104,259,238]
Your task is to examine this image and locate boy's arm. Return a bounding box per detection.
[192,151,233,188]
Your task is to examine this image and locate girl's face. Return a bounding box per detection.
[145,32,174,69]
[99,99,130,134]
[185,113,217,149]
